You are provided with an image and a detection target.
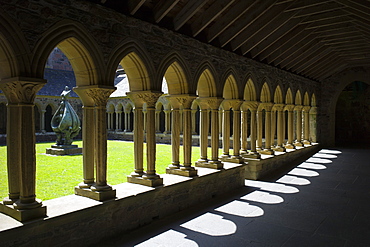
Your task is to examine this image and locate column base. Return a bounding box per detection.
[224,155,244,164]
[272,146,286,152]
[294,141,304,147]
[74,187,116,201]
[195,160,223,169]
[127,175,163,187]
[242,152,261,159]
[259,149,274,155]
[0,201,46,222]
[220,154,230,162]
[285,143,296,149]
[303,140,311,145]
[166,167,198,177]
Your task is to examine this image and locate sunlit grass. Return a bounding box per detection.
[0,140,218,201]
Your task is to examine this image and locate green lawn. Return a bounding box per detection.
[0,140,216,201]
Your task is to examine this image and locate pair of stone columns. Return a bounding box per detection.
[195,97,223,169]
[0,77,47,222]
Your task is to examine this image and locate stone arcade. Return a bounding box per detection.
[0,1,369,246]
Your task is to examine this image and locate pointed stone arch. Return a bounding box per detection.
[295,90,302,105]
[157,52,190,95]
[243,76,257,101]
[223,74,238,100]
[260,82,271,103]
[195,61,217,97]
[303,92,310,106]
[32,20,103,86]
[285,88,293,104]
[274,85,283,104]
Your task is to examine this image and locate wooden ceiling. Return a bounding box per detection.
[88,0,370,81]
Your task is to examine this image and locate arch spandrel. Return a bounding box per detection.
[223,74,238,100]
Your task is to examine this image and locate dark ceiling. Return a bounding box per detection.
[87,0,370,82]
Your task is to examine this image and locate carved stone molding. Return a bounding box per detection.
[0,78,46,104]
[167,94,196,109]
[128,91,162,107]
[85,88,115,107]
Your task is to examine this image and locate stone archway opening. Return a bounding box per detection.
[335,81,370,146]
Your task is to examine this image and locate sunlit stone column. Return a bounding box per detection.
[195,99,209,165]
[256,108,263,151]
[0,78,47,222]
[271,110,276,147]
[197,98,223,169]
[191,108,197,134]
[228,101,243,163]
[155,108,161,133]
[241,108,248,154]
[221,107,231,159]
[260,104,274,155]
[75,86,116,201]
[284,105,295,149]
[273,104,286,152]
[244,103,260,158]
[303,106,311,145]
[309,106,317,143]
[116,110,122,131]
[164,109,171,134]
[294,105,303,147]
[128,91,163,187]
[166,97,181,171]
[143,109,147,133]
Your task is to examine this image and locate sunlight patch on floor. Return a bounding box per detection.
[245,180,299,194]
[306,157,333,164]
[180,212,237,236]
[240,191,284,204]
[319,149,342,154]
[313,153,337,159]
[298,162,327,170]
[288,168,320,177]
[215,200,264,217]
[276,175,311,186]
[135,229,198,247]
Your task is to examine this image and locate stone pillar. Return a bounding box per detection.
[164,109,171,134]
[41,109,46,132]
[221,108,231,159]
[196,98,223,169]
[155,108,161,133]
[256,109,263,151]
[260,105,274,155]
[191,108,197,134]
[284,105,295,149]
[309,107,317,143]
[195,100,209,165]
[303,106,311,145]
[167,103,180,170]
[241,109,248,154]
[0,78,47,222]
[128,91,163,187]
[229,102,243,163]
[273,105,286,152]
[116,111,122,131]
[294,105,303,147]
[271,110,276,147]
[74,85,116,201]
[143,109,147,133]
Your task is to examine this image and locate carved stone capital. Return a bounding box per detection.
[294,105,303,111]
[309,106,317,114]
[197,97,223,110]
[302,106,311,112]
[74,85,116,107]
[257,102,273,111]
[128,91,162,108]
[241,100,258,111]
[0,77,46,104]
[222,99,243,110]
[283,104,295,111]
[272,103,285,112]
[167,94,196,109]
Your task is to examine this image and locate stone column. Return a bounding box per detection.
[256,109,263,151]
[195,100,209,165]
[241,109,248,154]
[128,91,163,187]
[143,109,147,133]
[75,86,116,201]
[229,102,243,163]
[191,108,197,134]
[221,108,231,159]
[284,105,295,149]
[164,109,171,134]
[271,110,276,147]
[273,105,286,152]
[41,109,46,132]
[0,78,47,222]
[116,111,122,131]
[294,105,303,147]
[196,98,223,169]
[260,105,274,155]
[248,108,260,157]
[167,99,180,170]
[155,108,161,133]
[309,107,317,143]
[303,106,311,145]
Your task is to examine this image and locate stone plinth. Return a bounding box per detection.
[127,176,164,187]
[0,202,46,222]
[74,188,116,202]
[195,160,224,169]
[166,168,198,177]
[46,145,82,155]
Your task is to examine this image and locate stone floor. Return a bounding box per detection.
[99,147,370,247]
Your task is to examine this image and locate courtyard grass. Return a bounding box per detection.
[0,140,213,201]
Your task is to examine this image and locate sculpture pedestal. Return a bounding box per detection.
[46,145,82,155]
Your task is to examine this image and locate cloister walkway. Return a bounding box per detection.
[102,147,370,247]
